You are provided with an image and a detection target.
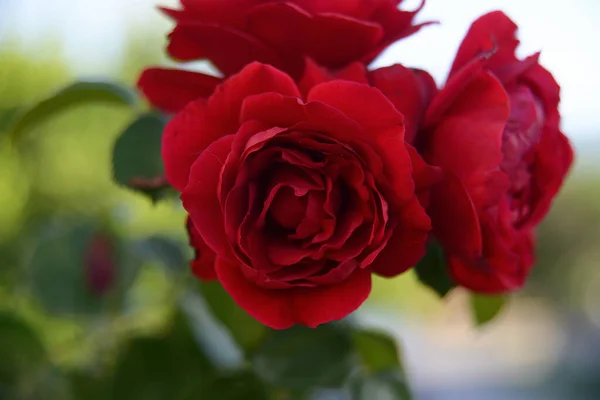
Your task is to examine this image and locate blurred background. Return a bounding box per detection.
[0,0,599,399]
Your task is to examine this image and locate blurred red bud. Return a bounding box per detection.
[84,233,117,297]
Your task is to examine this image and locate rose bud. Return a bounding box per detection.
[163,62,439,328]
[416,11,574,293]
[84,232,117,297]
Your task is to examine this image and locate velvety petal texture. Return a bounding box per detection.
[415,11,573,293]
[158,0,431,79]
[166,63,437,328]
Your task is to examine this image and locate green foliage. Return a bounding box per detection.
[200,281,267,352]
[112,112,171,202]
[252,325,356,390]
[352,329,402,374]
[469,294,507,326]
[0,312,48,388]
[8,81,138,144]
[414,240,455,297]
[348,370,412,400]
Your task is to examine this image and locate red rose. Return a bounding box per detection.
[417,11,574,293]
[164,62,438,328]
[159,0,432,79]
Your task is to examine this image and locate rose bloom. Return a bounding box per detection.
[164,62,438,328]
[415,11,573,293]
[157,0,431,79]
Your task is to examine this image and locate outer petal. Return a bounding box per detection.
[246,2,383,70]
[370,197,431,277]
[424,69,509,200]
[167,23,286,76]
[216,258,372,329]
[369,65,434,143]
[187,216,217,280]
[216,257,295,330]
[162,99,210,191]
[137,68,222,114]
[207,62,302,135]
[429,172,482,260]
[182,135,235,260]
[449,11,519,78]
[291,268,372,328]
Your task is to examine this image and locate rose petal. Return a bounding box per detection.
[291,268,372,328]
[182,135,235,260]
[137,68,222,114]
[449,11,519,78]
[168,23,286,76]
[216,257,294,329]
[370,197,430,277]
[428,172,482,260]
[187,216,217,280]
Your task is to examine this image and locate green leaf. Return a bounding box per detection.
[8,81,137,142]
[348,370,412,400]
[470,294,507,326]
[112,112,170,202]
[414,240,455,297]
[112,309,266,400]
[351,330,402,373]
[0,312,48,388]
[0,107,21,132]
[199,281,267,352]
[68,371,110,400]
[252,325,356,390]
[133,236,187,273]
[111,310,214,400]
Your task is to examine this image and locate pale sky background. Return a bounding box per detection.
[2,0,599,144]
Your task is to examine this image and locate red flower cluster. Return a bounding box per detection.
[138,2,573,328]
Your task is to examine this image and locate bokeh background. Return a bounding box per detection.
[1,0,599,399]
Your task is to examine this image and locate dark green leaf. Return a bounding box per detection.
[111,310,214,400]
[0,107,21,132]
[133,236,187,273]
[199,281,267,352]
[68,371,110,400]
[253,325,356,390]
[414,240,455,297]
[8,81,137,142]
[351,330,401,373]
[0,312,47,388]
[347,370,412,400]
[112,112,170,202]
[470,294,507,326]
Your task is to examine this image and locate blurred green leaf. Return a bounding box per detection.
[8,81,137,143]
[351,329,401,374]
[0,312,47,388]
[0,107,21,133]
[470,294,507,326]
[133,236,187,273]
[414,241,455,297]
[112,112,170,202]
[347,370,412,400]
[112,309,266,399]
[68,371,110,400]
[252,325,356,390]
[111,310,214,400]
[199,281,267,352]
